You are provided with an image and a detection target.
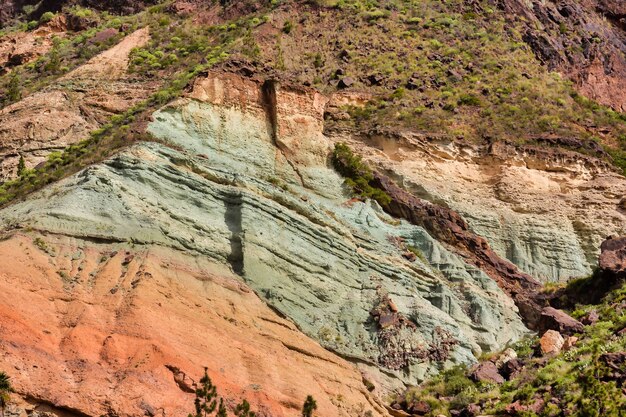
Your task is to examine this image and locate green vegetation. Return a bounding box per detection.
[0,6,256,207]
[0,8,137,107]
[264,0,626,171]
[0,371,12,417]
[401,282,626,416]
[302,395,317,417]
[331,143,391,206]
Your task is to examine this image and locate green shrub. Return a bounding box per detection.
[39,12,56,25]
[332,143,391,206]
[282,20,293,34]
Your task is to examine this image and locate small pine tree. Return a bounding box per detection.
[302,395,317,417]
[17,156,26,177]
[7,72,21,102]
[234,400,255,417]
[189,368,219,417]
[45,47,61,73]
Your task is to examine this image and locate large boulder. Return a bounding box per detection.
[469,361,505,384]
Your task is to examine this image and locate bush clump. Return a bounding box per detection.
[331,143,391,206]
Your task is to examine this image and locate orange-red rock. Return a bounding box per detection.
[0,234,386,417]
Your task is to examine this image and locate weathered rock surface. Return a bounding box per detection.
[469,362,505,384]
[0,234,385,417]
[0,72,529,393]
[370,170,544,328]
[0,16,66,74]
[0,27,156,180]
[342,134,626,283]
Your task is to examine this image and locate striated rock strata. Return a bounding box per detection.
[0,71,529,400]
[339,133,626,283]
[0,234,383,417]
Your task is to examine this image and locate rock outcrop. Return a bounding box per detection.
[1,68,624,415]
[599,236,626,280]
[0,234,384,417]
[0,16,66,74]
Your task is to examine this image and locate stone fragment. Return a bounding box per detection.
[540,330,564,355]
[461,403,481,417]
[407,400,430,415]
[599,236,626,280]
[500,358,523,380]
[338,77,355,88]
[469,361,505,384]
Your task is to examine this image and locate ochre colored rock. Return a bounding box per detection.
[563,336,579,351]
[540,330,565,355]
[0,27,155,180]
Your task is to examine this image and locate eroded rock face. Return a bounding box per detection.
[0,234,383,417]
[0,27,157,180]
[341,134,626,283]
[0,72,529,392]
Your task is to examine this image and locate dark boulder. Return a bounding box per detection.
[469,361,505,384]
[337,77,355,89]
[599,236,626,280]
[537,307,584,335]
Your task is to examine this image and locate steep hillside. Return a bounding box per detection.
[0,1,625,417]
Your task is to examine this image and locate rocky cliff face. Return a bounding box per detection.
[1,65,624,415]
[0,71,535,415]
[339,133,626,283]
[0,234,384,417]
[1,1,626,415]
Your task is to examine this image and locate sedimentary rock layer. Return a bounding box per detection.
[340,133,626,283]
[0,72,529,392]
[0,234,384,417]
